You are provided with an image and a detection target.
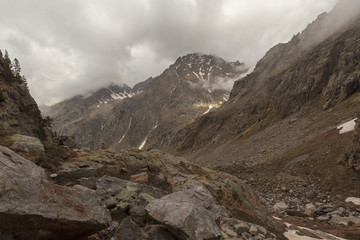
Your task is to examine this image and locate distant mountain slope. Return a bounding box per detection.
[44,53,247,150]
[162,0,360,221]
[168,0,360,159]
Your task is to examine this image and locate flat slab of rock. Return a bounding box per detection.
[146,188,222,240]
[329,215,360,225]
[0,146,111,239]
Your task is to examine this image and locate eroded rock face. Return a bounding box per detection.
[146,187,222,240]
[346,113,360,172]
[0,61,45,139]
[0,146,111,240]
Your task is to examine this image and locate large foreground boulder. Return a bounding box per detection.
[146,187,222,240]
[0,146,111,240]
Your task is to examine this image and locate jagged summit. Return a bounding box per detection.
[168,53,248,94]
[175,53,247,83]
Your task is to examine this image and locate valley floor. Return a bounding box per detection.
[194,92,360,239]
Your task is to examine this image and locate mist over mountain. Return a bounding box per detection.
[0,0,340,105]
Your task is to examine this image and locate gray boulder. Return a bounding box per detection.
[329,215,360,225]
[95,175,166,222]
[272,201,289,212]
[10,134,45,155]
[146,187,222,240]
[0,146,111,239]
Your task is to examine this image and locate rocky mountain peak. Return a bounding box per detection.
[173,53,247,92]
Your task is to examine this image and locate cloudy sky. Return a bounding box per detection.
[0,0,339,105]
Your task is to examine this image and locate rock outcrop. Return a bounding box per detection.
[0,53,45,140]
[0,146,111,239]
[146,188,222,240]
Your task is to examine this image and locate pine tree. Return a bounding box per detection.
[0,50,3,77]
[13,58,23,83]
[3,50,13,81]
[21,75,28,89]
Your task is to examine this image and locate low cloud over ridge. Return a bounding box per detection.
[0,0,340,105]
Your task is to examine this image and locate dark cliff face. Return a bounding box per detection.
[0,55,45,140]
[345,114,360,172]
[169,2,360,155]
[46,53,247,150]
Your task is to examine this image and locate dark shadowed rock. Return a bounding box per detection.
[147,225,178,240]
[55,167,98,185]
[112,216,148,240]
[345,113,360,172]
[0,146,111,240]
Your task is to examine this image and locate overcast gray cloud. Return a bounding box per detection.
[0,0,339,105]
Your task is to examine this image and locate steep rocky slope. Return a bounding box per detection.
[169,0,360,164]
[44,54,247,150]
[41,84,135,149]
[0,52,45,140]
[159,2,360,238]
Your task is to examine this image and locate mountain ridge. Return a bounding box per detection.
[43,53,248,151]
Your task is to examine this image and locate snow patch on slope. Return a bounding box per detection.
[118,117,132,144]
[345,197,360,205]
[337,118,357,134]
[97,90,140,107]
[203,104,214,115]
[283,222,347,240]
[138,123,158,150]
[138,136,147,150]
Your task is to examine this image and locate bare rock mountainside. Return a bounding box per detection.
[42,54,247,151]
[170,0,360,159]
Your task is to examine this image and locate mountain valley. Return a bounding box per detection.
[1,0,360,239]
